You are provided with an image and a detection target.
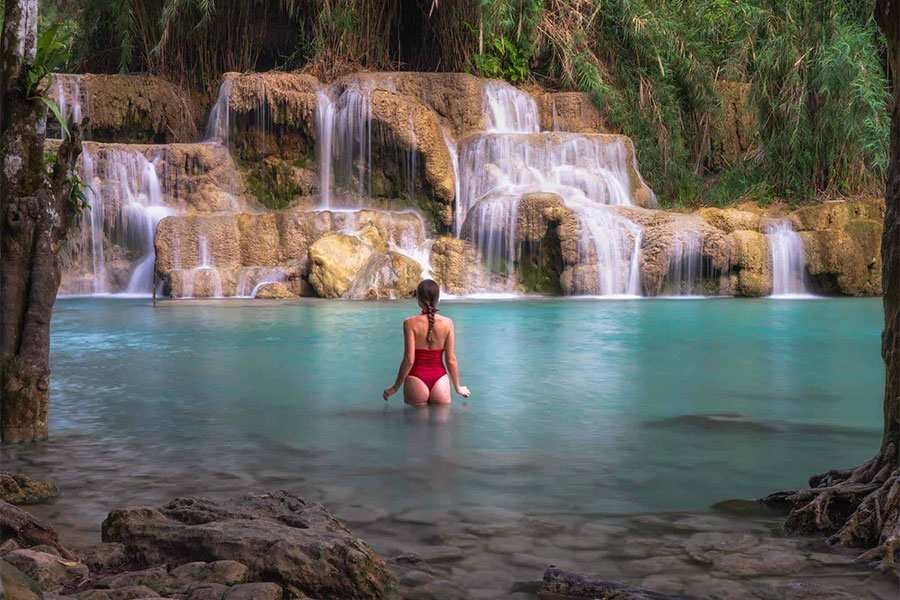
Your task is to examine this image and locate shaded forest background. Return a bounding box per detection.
[25,0,895,207]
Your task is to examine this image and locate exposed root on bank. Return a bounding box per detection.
[762,436,900,570]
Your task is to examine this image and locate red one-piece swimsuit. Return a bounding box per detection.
[408,348,447,390]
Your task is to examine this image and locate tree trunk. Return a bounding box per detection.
[761,0,900,569]
[1,0,84,443]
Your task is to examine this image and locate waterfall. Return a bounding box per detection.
[205,79,232,143]
[662,230,705,296]
[484,81,539,133]
[441,128,463,237]
[766,221,808,296]
[458,132,643,296]
[333,81,374,202]
[316,90,336,207]
[49,75,87,139]
[76,147,174,295]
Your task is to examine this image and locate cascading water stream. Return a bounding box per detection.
[766,221,808,297]
[484,81,539,133]
[205,79,232,143]
[184,236,223,298]
[316,90,336,208]
[76,147,174,295]
[662,231,705,296]
[49,75,89,139]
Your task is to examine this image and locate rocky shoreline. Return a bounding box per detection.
[2,483,894,600]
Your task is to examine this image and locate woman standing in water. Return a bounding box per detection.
[383,279,471,405]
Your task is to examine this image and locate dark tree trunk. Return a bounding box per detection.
[1,0,83,443]
[761,0,900,569]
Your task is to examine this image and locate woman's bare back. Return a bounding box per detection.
[406,313,452,349]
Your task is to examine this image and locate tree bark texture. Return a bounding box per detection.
[1,0,84,442]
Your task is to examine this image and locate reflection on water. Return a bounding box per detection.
[0,297,891,597]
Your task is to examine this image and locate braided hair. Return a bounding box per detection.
[416,279,441,345]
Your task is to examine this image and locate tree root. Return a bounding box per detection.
[761,437,900,570]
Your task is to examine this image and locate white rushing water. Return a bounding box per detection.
[766,220,809,297]
[76,148,174,295]
[52,75,86,137]
[457,82,645,295]
[484,81,540,133]
[205,79,232,143]
[316,90,336,208]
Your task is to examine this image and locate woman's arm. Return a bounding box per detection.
[383,320,416,400]
[443,320,470,398]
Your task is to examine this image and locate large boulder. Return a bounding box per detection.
[344,252,422,300]
[224,72,320,163]
[307,234,377,298]
[100,491,392,600]
[1,559,44,600]
[75,142,251,215]
[252,283,294,299]
[696,206,762,233]
[614,206,729,296]
[155,216,241,273]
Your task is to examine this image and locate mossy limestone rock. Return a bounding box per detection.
[428,237,488,296]
[0,474,58,506]
[726,230,772,297]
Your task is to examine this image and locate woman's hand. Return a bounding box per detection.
[455,385,471,398]
[383,385,398,401]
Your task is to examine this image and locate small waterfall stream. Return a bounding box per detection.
[205,79,232,143]
[316,90,336,208]
[662,231,705,296]
[766,221,809,296]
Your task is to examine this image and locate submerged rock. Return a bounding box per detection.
[100,491,392,600]
[0,474,58,506]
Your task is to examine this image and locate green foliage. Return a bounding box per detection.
[467,0,541,81]
[467,27,533,81]
[26,23,73,136]
[536,0,890,205]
